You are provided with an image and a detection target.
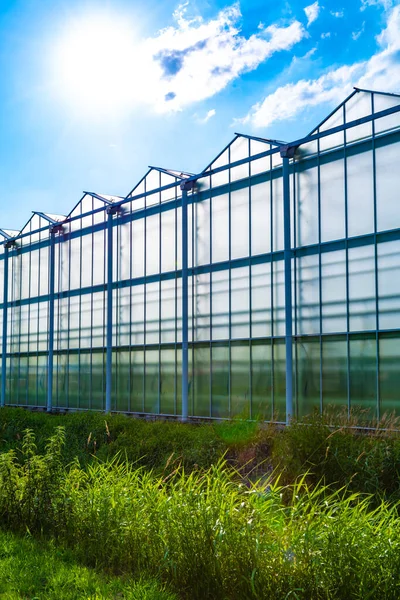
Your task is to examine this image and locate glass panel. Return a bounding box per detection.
[115,350,130,411]
[379,333,400,416]
[161,279,176,343]
[231,267,249,339]
[251,341,272,419]
[146,214,160,275]
[296,337,320,417]
[321,249,347,333]
[345,92,372,144]
[146,282,159,344]
[295,164,319,246]
[91,352,105,410]
[230,137,249,182]
[322,336,348,411]
[211,343,229,418]
[131,285,145,345]
[193,345,210,417]
[273,260,285,336]
[273,340,286,421]
[193,273,210,342]
[230,187,249,259]
[212,193,229,263]
[347,148,374,237]
[320,154,345,241]
[251,181,271,255]
[212,270,229,340]
[378,240,400,330]
[160,348,176,415]
[193,198,210,266]
[296,254,320,335]
[231,342,250,417]
[349,334,377,420]
[319,107,344,152]
[144,349,159,414]
[211,150,229,188]
[130,350,144,412]
[251,262,272,338]
[374,93,400,134]
[348,245,376,332]
[161,209,176,272]
[272,175,284,251]
[376,139,400,232]
[79,352,91,409]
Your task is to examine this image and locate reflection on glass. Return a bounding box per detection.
[230,342,250,417]
[296,337,320,417]
[211,343,229,418]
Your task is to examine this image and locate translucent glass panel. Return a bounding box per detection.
[345,92,372,144]
[231,267,249,339]
[349,334,377,419]
[212,193,229,263]
[321,249,347,333]
[378,240,400,330]
[192,273,211,342]
[296,254,320,335]
[296,337,320,417]
[348,245,376,332]
[346,147,374,237]
[320,154,345,241]
[321,336,347,410]
[211,343,229,418]
[193,344,210,417]
[376,139,400,232]
[251,341,272,419]
[251,181,271,255]
[229,136,250,182]
[379,333,400,416]
[251,262,272,337]
[230,342,250,416]
[212,270,229,340]
[295,165,319,246]
[231,188,249,259]
[373,93,400,134]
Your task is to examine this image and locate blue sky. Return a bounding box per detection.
[0,0,399,228]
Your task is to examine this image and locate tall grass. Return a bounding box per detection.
[0,530,176,599]
[0,428,400,599]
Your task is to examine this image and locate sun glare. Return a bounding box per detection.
[52,13,141,115]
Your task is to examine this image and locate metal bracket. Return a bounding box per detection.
[180,179,197,191]
[50,224,64,235]
[279,145,298,159]
[106,205,122,216]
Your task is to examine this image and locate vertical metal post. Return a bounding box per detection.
[1,244,10,407]
[105,208,115,413]
[181,183,189,421]
[47,229,57,412]
[280,146,295,424]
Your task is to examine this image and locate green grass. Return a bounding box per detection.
[0,427,400,599]
[0,529,176,600]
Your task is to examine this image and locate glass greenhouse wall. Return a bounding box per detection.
[1,87,400,422]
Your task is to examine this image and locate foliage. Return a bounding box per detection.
[0,428,400,599]
[0,529,176,599]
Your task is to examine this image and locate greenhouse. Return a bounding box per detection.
[0,87,399,422]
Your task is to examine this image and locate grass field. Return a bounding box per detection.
[0,408,400,598]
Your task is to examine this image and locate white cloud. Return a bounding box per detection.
[321,31,331,38]
[136,2,306,113]
[304,1,321,26]
[352,21,366,40]
[330,10,344,17]
[198,108,216,123]
[239,4,400,128]
[361,0,393,11]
